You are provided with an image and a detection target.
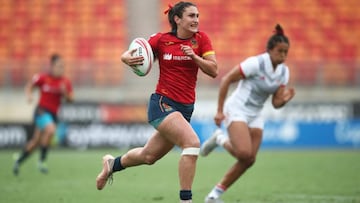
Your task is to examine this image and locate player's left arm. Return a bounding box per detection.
[61,79,74,103]
[181,44,218,78]
[272,85,295,109]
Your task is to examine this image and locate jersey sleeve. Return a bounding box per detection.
[239,56,259,78]
[198,32,215,57]
[64,78,73,93]
[282,66,290,85]
[32,73,45,86]
[148,33,162,57]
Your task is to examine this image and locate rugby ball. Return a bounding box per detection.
[128,38,154,76]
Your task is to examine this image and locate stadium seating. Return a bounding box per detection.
[0,0,127,86]
[0,0,358,86]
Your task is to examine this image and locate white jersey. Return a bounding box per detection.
[226,52,289,117]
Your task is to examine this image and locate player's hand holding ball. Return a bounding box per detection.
[121,49,144,67]
[121,38,154,77]
[273,85,295,108]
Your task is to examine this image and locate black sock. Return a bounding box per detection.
[180,190,192,201]
[17,150,30,164]
[112,156,125,172]
[40,146,48,162]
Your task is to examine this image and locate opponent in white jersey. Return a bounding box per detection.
[200,24,295,203]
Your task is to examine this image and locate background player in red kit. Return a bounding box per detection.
[96,2,218,202]
[13,54,74,175]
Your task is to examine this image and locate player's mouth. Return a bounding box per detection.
[190,23,198,31]
[190,23,198,28]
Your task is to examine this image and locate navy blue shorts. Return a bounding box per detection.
[148,93,194,129]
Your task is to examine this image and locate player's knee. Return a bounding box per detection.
[181,138,200,150]
[143,154,159,165]
[248,157,256,167]
[234,149,254,165]
[181,147,200,156]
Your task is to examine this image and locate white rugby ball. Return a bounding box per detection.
[128,38,154,76]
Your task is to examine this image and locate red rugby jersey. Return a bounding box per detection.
[148,31,215,104]
[32,73,73,115]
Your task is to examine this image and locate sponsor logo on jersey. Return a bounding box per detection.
[165,41,174,46]
[163,53,172,60]
[173,55,192,61]
[163,53,192,61]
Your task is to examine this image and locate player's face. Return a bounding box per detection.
[51,58,64,77]
[176,6,199,37]
[269,42,289,65]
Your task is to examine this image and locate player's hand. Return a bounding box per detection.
[27,95,33,104]
[121,49,144,67]
[278,86,295,102]
[273,86,295,108]
[180,44,195,57]
[214,111,225,127]
[60,82,67,95]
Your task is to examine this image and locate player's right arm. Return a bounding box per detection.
[215,65,244,126]
[24,81,34,104]
[24,74,41,104]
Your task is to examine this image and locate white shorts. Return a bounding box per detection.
[223,101,264,129]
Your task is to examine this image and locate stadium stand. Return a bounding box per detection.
[0,0,358,86]
[0,0,127,86]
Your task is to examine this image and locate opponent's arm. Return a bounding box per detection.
[272,86,295,108]
[61,81,74,103]
[214,66,244,126]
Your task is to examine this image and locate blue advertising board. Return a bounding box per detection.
[191,119,360,149]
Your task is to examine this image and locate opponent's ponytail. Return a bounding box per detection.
[266,24,289,50]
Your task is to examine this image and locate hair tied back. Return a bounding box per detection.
[274,24,285,35]
[164,4,173,14]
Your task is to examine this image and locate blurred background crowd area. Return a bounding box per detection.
[0,0,359,102]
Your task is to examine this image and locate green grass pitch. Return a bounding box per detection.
[1,149,359,203]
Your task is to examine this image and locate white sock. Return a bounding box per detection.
[207,184,227,199]
[215,132,228,147]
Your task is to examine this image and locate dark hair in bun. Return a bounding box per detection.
[267,24,289,50]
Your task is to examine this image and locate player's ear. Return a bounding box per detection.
[174,15,181,24]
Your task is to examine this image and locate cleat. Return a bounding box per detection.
[13,162,20,176]
[205,196,224,203]
[38,162,49,174]
[180,200,192,203]
[96,154,115,190]
[200,129,223,157]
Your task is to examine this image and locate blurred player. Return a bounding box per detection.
[200,24,295,203]
[95,2,218,202]
[13,54,74,175]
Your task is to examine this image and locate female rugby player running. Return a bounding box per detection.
[200,24,295,203]
[13,54,73,175]
[95,2,218,202]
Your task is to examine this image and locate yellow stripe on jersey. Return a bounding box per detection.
[202,51,215,57]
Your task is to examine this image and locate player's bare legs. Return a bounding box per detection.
[219,124,262,187]
[121,131,174,167]
[13,128,41,175]
[155,112,200,190]
[25,128,42,152]
[38,123,56,173]
[96,112,200,201]
[205,122,262,201]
